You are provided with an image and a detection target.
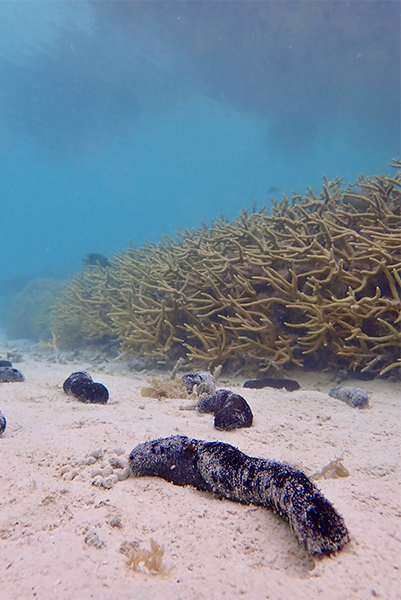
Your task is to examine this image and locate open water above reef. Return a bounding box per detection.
[0,0,399,320]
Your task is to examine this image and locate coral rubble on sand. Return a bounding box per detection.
[51,164,401,377]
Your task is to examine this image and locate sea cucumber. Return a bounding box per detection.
[181,371,216,396]
[328,386,369,408]
[0,360,12,367]
[0,367,25,382]
[63,371,109,404]
[0,410,6,434]
[129,435,350,556]
[243,377,300,391]
[197,389,253,430]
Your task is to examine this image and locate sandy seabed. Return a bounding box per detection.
[0,341,400,600]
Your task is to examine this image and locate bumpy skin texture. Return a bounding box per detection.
[329,386,369,409]
[63,371,109,404]
[129,435,350,556]
[0,411,6,434]
[0,367,25,382]
[0,360,12,367]
[198,389,253,430]
[182,371,217,396]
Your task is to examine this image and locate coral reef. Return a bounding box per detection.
[52,163,401,377]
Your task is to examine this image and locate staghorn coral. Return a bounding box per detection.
[52,163,401,377]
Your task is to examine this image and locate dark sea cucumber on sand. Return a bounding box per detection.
[243,377,300,391]
[63,371,109,404]
[129,435,350,556]
[0,360,12,367]
[182,371,217,396]
[328,386,369,409]
[0,410,6,434]
[0,367,25,382]
[197,389,253,430]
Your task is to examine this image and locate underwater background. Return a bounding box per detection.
[0,0,399,324]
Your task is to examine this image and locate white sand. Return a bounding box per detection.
[0,352,400,600]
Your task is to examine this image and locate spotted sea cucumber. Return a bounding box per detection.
[63,371,109,404]
[0,410,6,434]
[181,371,217,396]
[197,388,253,430]
[129,435,350,556]
[328,386,369,408]
[0,367,25,382]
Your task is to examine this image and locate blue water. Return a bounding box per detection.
[0,1,399,296]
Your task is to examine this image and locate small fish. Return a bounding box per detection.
[83,253,110,268]
[267,186,281,195]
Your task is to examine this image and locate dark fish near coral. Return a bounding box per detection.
[82,253,110,268]
[129,435,350,556]
[267,186,281,195]
[0,410,6,434]
[328,386,369,409]
[198,388,253,431]
[0,367,25,382]
[243,377,300,391]
[63,371,109,404]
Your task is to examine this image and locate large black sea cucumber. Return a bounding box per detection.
[63,371,109,404]
[129,435,350,556]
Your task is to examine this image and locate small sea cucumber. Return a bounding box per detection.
[0,360,12,367]
[243,377,300,391]
[181,371,216,396]
[0,410,6,434]
[0,367,25,383]
[129,435,350,556]
[197,389,253,430]
[328,386,369,409]
[63,371,109,404]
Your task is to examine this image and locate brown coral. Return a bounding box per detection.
[52,162,401,377]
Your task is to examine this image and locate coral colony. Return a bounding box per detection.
[52,165,401,378]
